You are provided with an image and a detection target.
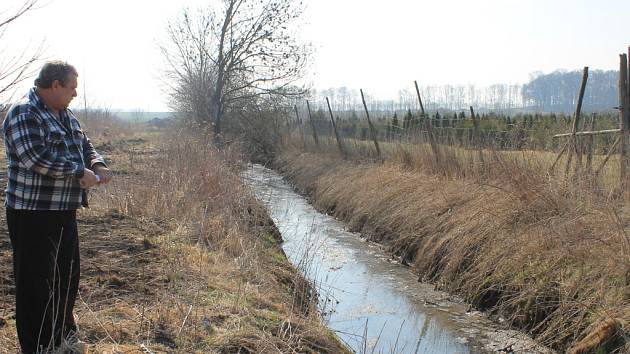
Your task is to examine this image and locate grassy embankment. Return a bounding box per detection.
[277,137,630,354]
[0,120,349,353]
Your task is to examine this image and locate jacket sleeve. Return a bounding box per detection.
[5,111,84,179]
[81,132,106,168]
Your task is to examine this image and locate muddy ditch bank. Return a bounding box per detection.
[271,151,630,353]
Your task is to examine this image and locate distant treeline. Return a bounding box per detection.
[523,69,617,112]
[309,69,619,114]
[302,108,618,153]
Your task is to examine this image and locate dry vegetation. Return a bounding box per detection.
[277,138,630,353]
[0,120,348,353]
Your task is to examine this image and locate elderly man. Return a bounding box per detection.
[3,61,111,353]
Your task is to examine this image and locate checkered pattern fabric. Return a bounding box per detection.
[2,88,105,210]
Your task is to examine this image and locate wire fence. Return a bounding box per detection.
[283,57,630,192]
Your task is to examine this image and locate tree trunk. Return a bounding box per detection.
[211,0,236,144]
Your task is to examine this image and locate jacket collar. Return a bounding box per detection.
[28,87,48,111]
[28,87,73,132]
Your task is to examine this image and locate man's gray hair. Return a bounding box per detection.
[34,61,78,89]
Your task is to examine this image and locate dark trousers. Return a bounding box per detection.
[6,208,80,354]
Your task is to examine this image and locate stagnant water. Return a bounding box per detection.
[244,164,552,354]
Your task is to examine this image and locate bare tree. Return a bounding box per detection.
[161,7,215,127]
[0,0,43,104]
[162,0,309,139]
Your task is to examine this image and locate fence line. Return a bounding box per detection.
[282,48,630,190]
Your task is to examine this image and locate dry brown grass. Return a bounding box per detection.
[277,140,630,353]
[298,134,624,189]
[0,125,348,353]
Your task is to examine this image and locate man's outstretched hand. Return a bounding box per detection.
[79,169,99,188]
[93,165,113,185]
[79,165,112,188]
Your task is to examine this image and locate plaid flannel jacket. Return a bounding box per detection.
[2,88,106,210]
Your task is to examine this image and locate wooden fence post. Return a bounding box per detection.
[359,89,381,159]
[414,80,439,165]
[469,106,485,167]
[596,136,621,176]
[586,113,595,172]
[414,81,425,113]
[620,54,629,189]
[564,67,589,176]
[326,97,346,158]
[305,100,319,147]
[550,141,570,173]
[294,105,306,149]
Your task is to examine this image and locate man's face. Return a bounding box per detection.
[52,74,78,110]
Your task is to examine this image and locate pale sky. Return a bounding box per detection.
[1,0,628,111]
